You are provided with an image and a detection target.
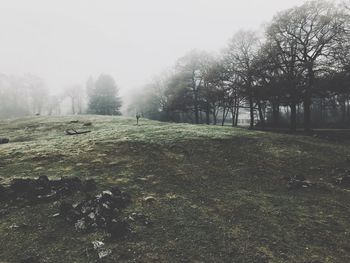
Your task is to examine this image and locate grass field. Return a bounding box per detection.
[0,115,350,263]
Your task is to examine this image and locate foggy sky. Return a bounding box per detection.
[0,0,308,97]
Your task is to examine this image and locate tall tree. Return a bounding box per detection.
[273,0,347,131]
[225,30,260,129]
[265,19,305,131]
[174,50,208,124]
[88,74,122,115]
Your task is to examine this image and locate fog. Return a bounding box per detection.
[0,0,307,99]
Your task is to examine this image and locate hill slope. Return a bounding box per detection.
[0,116,350,262]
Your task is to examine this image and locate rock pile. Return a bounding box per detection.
[0,176,97,203]
[59,186,132,239]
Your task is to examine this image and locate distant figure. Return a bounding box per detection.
[35,113,40,116]
[136,113,141,125]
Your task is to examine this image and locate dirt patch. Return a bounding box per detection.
[0,176,96,204]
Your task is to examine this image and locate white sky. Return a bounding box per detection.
[0,0,308,97]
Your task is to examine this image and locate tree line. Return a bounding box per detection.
[129,0,350,131]
[0,74,122,118]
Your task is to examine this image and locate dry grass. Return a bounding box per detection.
[0,115,350,262]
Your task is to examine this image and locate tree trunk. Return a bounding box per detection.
[231,108,235,127]
[290,102,297,132]
[235,105,239,126]
[346,98,350,122]
[205,108,210,125]
[341,99,346,122]
[212,107,217,125]
[272,102,280,128]
[304,67,314,132]
[304,95,312,132]
[194,105,199,124]
[221,108,229,126]
[71,97,75,115]
[257,101,265,129]
[249,96,254,129]
[193,84,199,124]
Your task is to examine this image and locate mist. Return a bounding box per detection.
[0,0,307,106]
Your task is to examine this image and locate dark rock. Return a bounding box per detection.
[59,201,81,221]
[10,179,38,200]
[37,191,58,202]
[110,186,122,196]
[0,138,9,144]
[59,201,74,215]
[110,187,131,208]
[83,122,92,126]
[50,177,82,196]
[107,219,130,239]
[61,177,82,190]
[100,203,115,220]
[10,179,33,193]
[37,175,50,186]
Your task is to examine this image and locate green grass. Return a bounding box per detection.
[0,115,350,262]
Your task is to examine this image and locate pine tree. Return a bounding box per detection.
[87,74,122,115]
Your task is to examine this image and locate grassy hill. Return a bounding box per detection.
[0,115,350,262]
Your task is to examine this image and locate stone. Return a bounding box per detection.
[143,196,156,202]
[75,218,87,231]
[98,249,112,259]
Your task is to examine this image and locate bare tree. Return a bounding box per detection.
[266,14,306,131]
[64,84,85,114]
[274,0,348,131]
[175,50,209,124]
[225,30,260,129]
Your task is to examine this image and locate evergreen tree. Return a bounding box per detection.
[87,74,122,115]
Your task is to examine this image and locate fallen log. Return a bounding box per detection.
[65,129,91,135]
